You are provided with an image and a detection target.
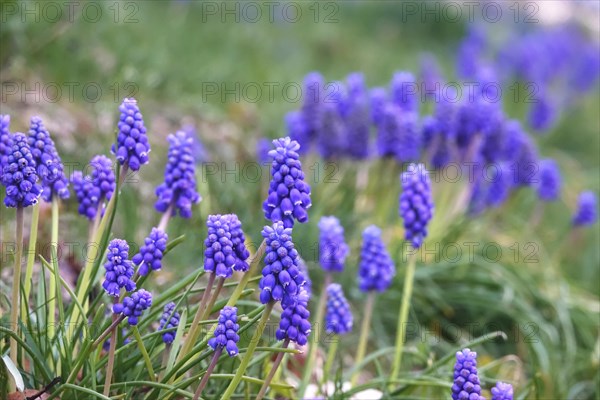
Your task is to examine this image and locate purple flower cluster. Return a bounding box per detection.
[358,225,395,292]
[276,287,311,345]
[263,137,312,228]
[208,306,240,357]
[132,228,168,276]
[2,132,43,207]
[155,130,201,218]
[158,302,180,344]
[203,214,250,278]
[102,239,136,297]
[258,222,305,307]
[113,98,150,171]
[390,71,418,113]
[325,283,353,335]
[573,191,597,227]
[491,382,514,400]
[318,216,349,273]
[451,348,485,400]
[343,73,371,159]
[377,105,420,162]
[399,164,434,248]
[27,116,69,201]
[71,155,115,220]
[536,159,561,202]
[113,289,152,326]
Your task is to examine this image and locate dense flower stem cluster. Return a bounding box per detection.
[113,289,153,325]
[113,98,150,171]
[258,222,305,307]
[158,302,181,344]
[102,239,136,297]
[2,132,43,207]
[325,283,353,335]
[572,191,598,226]
[132,228,168,276]
[155,130,201,219]
[208,306,240,356]
[357,225,395,292]
[27,116,69,201]
[263,137,312,228]
[491,382,514,400]
[451,348,485,400]
[318,216,349,273]
[399,163,434,248]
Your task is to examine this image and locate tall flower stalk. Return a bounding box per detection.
[353,225,395,386]
[222,222,304,399]
[321,283,353,395]
[391,163,434,384]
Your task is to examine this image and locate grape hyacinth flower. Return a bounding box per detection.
[27,116,69,201]
[132,228,168,276]
[491,382,514,400]
[390,71,418,113]
[572,191,598,226]
[325,283,353,335]
[301,72,325,142]
[317,88,346,159]
[503,120,538,186]
[1,114,11,171]
[208,306,240,357]
[276,287,311,345]
[113,289,152,326]
[451,348,485,400]
[229,214,250,272]
[91,155,116,203]
[486,162,513,208]
[399,164,434,248]
[318,216,349,273]
[158,302,181,344]
[258,222,305,307]
[155,130,201,218]
[181,123,208,163]
[71,171,97,219]
[263,137,312,228]
[358,225,395,292]
[537,159,561,201]
[2,132,43,207]
[369,87,387,126]
[113,98,150,171]
[203,214,250,277]
[71,155,116,219]
[343,72,371,159]
[102,239,136,297]
[528,90,556,133]
[377,104,402,158]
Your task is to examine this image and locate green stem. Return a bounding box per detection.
[48,198,60,340]
[298,272,332,397]
[103,313,118,397]
[221,302,274,400]
[322,336,339,396]
[193,347,222,400]
[9,207,24,365]
[351,291,375,387]
[201,277,224,320]
[133,326,156,382]
[22,203,39,324]
[390,252,417,384]
[255,339,289,400]
[176,273,215,366]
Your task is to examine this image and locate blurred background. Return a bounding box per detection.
[1,1,599,398]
